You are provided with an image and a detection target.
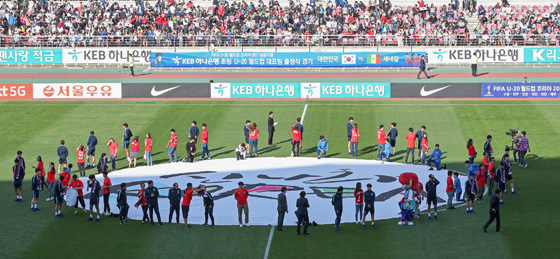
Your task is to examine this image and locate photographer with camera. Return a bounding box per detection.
[518,131,530,168]
[511,132,521,165]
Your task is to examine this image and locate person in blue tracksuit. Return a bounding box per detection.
[244,120,251,150]
[317,135,329,159]
[347,117,354,154]
[427,144,446,170]
[332,186,343,231]
[189,121,200,145]
[361,183,376,228]
[465,160,480,178]
[117,183,128,225]
[453,172,464,201]
[380,138,392,162]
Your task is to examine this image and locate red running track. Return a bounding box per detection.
[4,72,560,79]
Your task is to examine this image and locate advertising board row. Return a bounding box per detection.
[2,82,557,100]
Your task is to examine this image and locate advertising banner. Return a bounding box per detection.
[122,83,210,98]
[303,83,390,98]
[481,83,560,98]
[151,52,425,68]
[523,48,560,63]
[63,48,154,64]
[33,83,122,99]
[0,83,33,99]
[0,49,62,64]
[211,83,300,98]
[391,83,481,98]
[427,47,523,64]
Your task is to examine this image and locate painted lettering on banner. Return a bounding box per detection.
[427,47,522,64]
[320,83,390,98]
[0,49,62,64]
[33,83,122,99]
[0,83,33,99]
[482,83,560,98]
[524,48,560,63]
[63,49,155,64]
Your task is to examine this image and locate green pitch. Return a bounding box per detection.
[0,100,557,258]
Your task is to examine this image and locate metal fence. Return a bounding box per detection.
[2,34,558,48]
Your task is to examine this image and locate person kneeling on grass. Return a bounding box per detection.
[398,183,416,226]
[236,143,247,160]
[380,137,392,163]
[427,144,446,170]
[317,135,329,159]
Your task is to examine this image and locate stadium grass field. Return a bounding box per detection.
[0,100,558,258]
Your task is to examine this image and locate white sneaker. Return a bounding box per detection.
[245,223,250,227]
[408,221,414,226]
[397,221,404,225]
[355,221,359,224]
[513,162,518,165]
[381,161,385,164]
[239,224,243,228]
[524,164,528,168]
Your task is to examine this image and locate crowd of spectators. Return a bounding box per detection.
[0,0,559,47]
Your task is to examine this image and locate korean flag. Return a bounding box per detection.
[341,54,356,64]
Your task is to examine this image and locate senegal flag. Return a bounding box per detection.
[367,54,381,64]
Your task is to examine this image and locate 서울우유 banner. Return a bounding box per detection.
[151,52,425,68]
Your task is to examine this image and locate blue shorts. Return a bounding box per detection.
[87,148,95,156]
[348,136,352,141]
[90,196,99,206]
[245,136,250,143]
[123,141,130,149]
[59,158,67,164]
[13,180,22,189]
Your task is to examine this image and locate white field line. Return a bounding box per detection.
[264,226,275,259]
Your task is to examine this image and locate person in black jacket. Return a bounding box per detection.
[417,55,430,79]
[268,111,276,146]
[483,189,502,232]
[168,183,182,224]
[425,174,440,220]
[201,186,215,226]
[277,186,288,231]
[332,186,343,231]
[185,138,196,163]
[145,180,162,225]
[117,183,128,225]
[295,191,310,235]
[97,153,108,174]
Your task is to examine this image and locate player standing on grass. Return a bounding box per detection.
[467,139,477,164]
[13,158,24,202]
[350,124,360,157]
[295,118,304,154]
[249,124,259,156]
[503,154,517,194]
[487,157,496,196]
[268,112,276,147]
[117,183,128,225]
[446,171,456,209]
[102,172,112,215]
[201,185,215,226]
[416,126,426,163]
[362,183,376,228]
[54,175,65,218]
[496,162,506,204]
[420,132,429,165]
[188,121,199,150]
[87,174,101,222]
[86,131,97,168]
[167,129,178,163]
[122,123,133,163]
[107,138,118,171]
[425,174,439,220]
[465,174,477,214]
[30,169,41,211]
[291,124,302,157]
[168,183,182,224]
[145,133,153,166]
[354,182,364,224]
[235,182,250,227]
[200,124,211,160]
[376,125,386,160]
[16,150,25,176]
[57,140,68,174]
[347,117,354,154]
[146,180,162,226]
[69,175,86,215]
[332,186,343,231]
[32,156,46,190]
[484,135,493,157]
[476,165,486,202]
[76,145,86,177]
[405,128,416,164]
[244,120,251,152]
[128,136,140,168]
[388,123,398,155]
[454,172,464,201]
[46,162,55,201]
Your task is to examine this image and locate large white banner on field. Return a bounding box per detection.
[426,47,524,64]
[33,83,122,99]
[63,48,159,64]
[72,157,465,226]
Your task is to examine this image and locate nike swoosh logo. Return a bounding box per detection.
[151,85,181,96]
[420,85,451,97]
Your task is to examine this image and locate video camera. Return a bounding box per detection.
[505,129,518,136]
[505,127,519,150]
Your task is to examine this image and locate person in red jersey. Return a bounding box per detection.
[76,145,86,177]
[376,125,386,160]
[200,124,211,160]
[476,165,486,202]
[181,183,203,228]
[420,132,430,165]
[354,182,364,224]
[487,157,496,196]
[135,183,149,224]
[249,123,259,156]
[467,138,477,164]
[350,123,360,157]
[102,172,112,215]
[405,128,417,164]
[68,174,87,215]
[60,168,71,188]
[291,124,302,157]
[46,162,56,201]
[32,156,46,190]
[107,138,118,171]
[235,181,250,227]
[144,133,153,166]
[128,136,140,168]
[167,129,178,163]
[446,171,456,209]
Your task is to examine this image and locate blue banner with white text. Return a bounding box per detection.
[482,83,560,98]
[150,52,425,68]
[0,49,62,64]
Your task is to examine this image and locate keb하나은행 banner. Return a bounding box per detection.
[33,83,122,99]
[122,83,210,98]
[302,83,390,98]
[426,47,523,64]
[151,52,425,68]
[63,48,156,64]
[211,83,390,98]
[211,83,300,98]
[481,83,560,98]
[391,83,481,98]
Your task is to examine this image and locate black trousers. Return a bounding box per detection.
[277,211,286,230]
[186,152,194,163]
[103,193,110,213]
[141,205,149,222]
[148,203,162,223]
[205,205,214,224]
[417,68,429,79]
[169,204,180,223]
[292,141,300,156]
[130,66,134,76]
[74,196,86,208]
[335,208,342,227]
[119,205,128,221]
[471,64,477,76]
[297,214,309,233]
[268,130,274,145]
[483,211,500,231]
